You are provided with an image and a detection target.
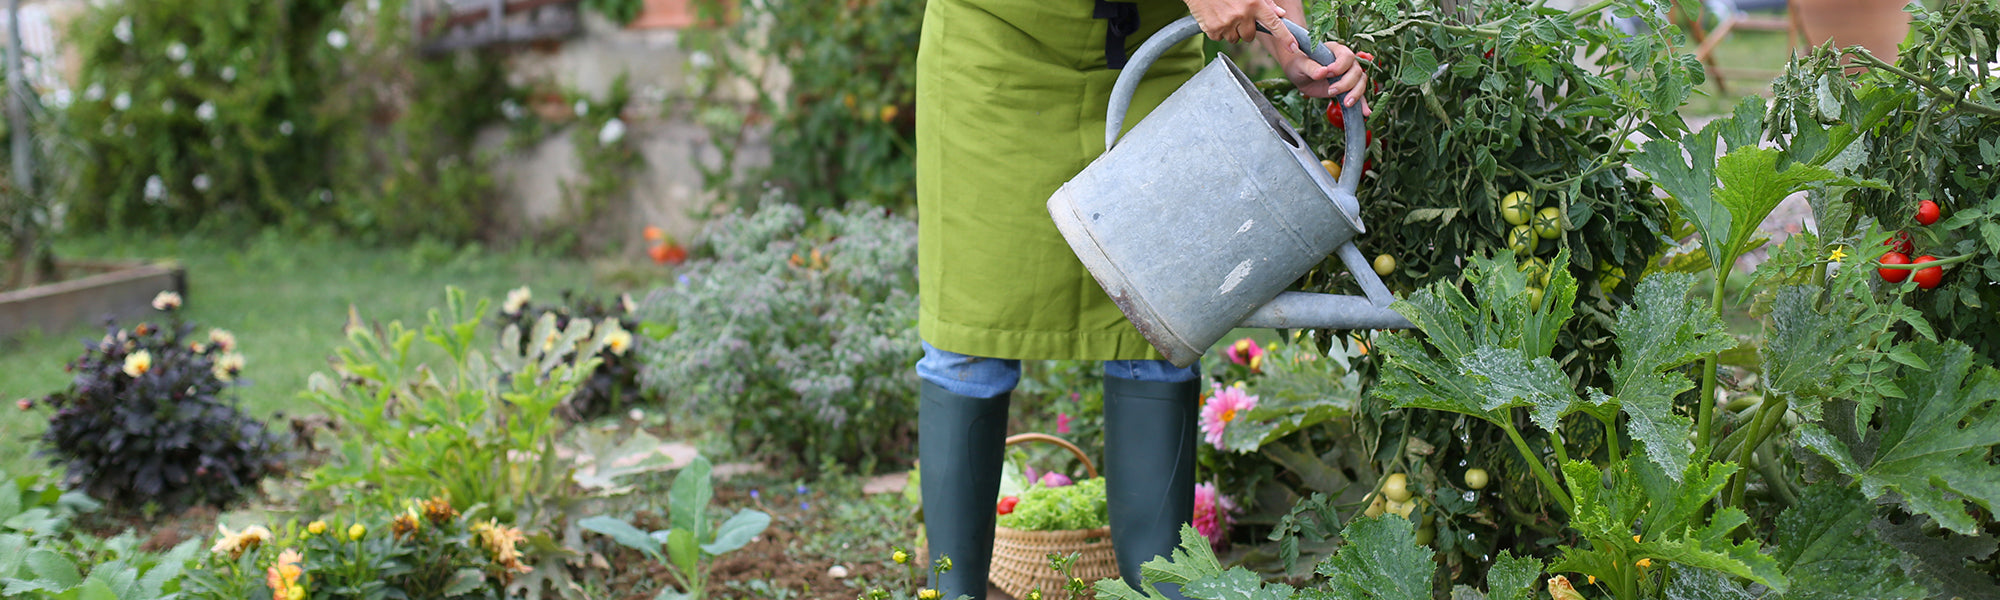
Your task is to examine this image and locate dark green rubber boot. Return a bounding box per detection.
[1103,375,1200,599]
[919,380,1011,600]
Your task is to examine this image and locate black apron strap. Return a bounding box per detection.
[1092,0,1140,70]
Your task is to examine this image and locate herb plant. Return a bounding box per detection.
[636,201,920,474]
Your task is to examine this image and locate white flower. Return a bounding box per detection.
[178,62,193,77]
[195,101,216,122]
[326,29,348,50]
[366,0,380,12]
[161,98,175,113]
[208,328,237,352]
[49,89,71,109]
[597,118,626,146]
[499,99,523,121]
[503,286,532,315]
[143,175,166,201]
[620,293,636,314]
[151,291,183,311]
[113,17,132,44]
[573,100,589,117]
[279,120,294,136]
[317,189,332,203]
[690,51,713,70]
[84,83,103,102]
[166,42,187,62]
[220,66,236,82]
[192,174,210,191]
[112,92,130,111]
[123,350,152,377]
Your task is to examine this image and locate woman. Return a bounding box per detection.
[914,0,1369,597]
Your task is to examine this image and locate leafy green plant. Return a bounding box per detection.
[495,286,645,421]
[1,473,201,600]
[579,455,773,600]
[183,497,534,599]
[304,286,611,525]
[1765,0,2000,357]
[1096,521,1541,600]
[635,201,919,474]
[997,478,1108,532]
[29,295,283,514]
[681,0,921,211]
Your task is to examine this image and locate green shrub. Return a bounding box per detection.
[683,0,923,211]
[29,293,284,514]
[636,200,919,474]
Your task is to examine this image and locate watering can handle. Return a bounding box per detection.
[1104,15,1367,196]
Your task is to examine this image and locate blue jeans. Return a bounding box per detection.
[916,341,1198,397]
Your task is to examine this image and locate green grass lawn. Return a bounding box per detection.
[1679,25,1800,116]
[1,230,656,477]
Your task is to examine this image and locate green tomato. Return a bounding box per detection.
[1464,468,1489,490]
[1526,286,1545,308]
[1506,225,1538,255]
[1499,191,1534,226]
[1532,207,1563,239]
[1520,257,1551,287]
[1382,473,1412,503]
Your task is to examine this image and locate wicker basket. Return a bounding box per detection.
[989,433,1120,600]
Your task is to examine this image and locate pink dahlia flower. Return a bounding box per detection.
[1199,384,1257,450]
[1039,472,1073,487]
[1224,338,1265,372]
[1193,482,1237,546]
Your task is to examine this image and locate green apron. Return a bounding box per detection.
[916,0,1201,361]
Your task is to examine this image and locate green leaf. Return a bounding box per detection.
[1662,567,1758,600]
[579,516,663,561]
[26,550,80,591]
[700,509,770,555]
[1483,552,1542,600]
[1314,516,1435,600]
[74,579,117,600]
[1841,340,2000,534]
[1095,526,1222,600]
[1396,47,1440,86]
[666,528,699,580]
[1760,286,1864,420]
[1868,513,1999,600]
[670,455,714,541]
[1768,483,1928,600]
[1607,272,1732,478]
[1461,346,1574,432]
[1180,567,1297,600]
[443,568,487,596]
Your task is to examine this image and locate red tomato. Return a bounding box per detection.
[1912,255,1944,289]
[1326,101,1346,129]
[996,496,1019,515]
[1883,231,1914,255]
[1878,252,1911,283]
[1916,200,1940,226]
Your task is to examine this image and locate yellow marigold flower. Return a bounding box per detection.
[891,549,909,564]
[208,329,237,353]
[392,508,422,539]
[266,549,304,596]
[348,523,367,541]
[917,589,940,600]
[307,521,327,536]
[123,350,153,378]
[422,496,458,525]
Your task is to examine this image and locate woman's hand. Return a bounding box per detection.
[1184,0,1288,44]
[1261,34,1371,113]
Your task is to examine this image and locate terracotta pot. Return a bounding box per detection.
[629,0,737,29]
[1794,0,1912,64]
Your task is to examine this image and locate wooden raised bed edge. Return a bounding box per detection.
[0,260,188,341]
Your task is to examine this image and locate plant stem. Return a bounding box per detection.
[1843,49,2000,117]
[1872,253,1979,269]
[1726,394,1788,509]
[1694,272,1728,453]
[1504,421,1574,515]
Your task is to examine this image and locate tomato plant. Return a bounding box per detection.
[1878,251,1911,282]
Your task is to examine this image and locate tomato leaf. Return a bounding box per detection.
[1766,483,1930,600]
[1805,339,2000,535]
[1314,516,1436,600]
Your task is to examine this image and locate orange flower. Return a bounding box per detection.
[643,225,664,242]
[266,549,305,600]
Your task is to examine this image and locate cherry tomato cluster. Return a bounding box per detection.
[1877,200,1945,289]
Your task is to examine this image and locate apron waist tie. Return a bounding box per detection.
[1093,0,1140,70]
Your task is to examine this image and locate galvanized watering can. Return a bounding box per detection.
[1047,15,1413,368]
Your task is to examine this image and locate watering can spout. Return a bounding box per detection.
[1240,292,1413,330]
